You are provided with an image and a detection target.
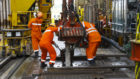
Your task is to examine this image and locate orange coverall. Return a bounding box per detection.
[82,21,101,60]
[28,18,43,52]
[39,26,62,64]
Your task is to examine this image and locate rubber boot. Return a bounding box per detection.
[50,63,54,68]
[34,51,39,58]
[88,60,95,65]
[41,62,47,68]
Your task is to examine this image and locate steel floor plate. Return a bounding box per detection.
[9,47,135,79]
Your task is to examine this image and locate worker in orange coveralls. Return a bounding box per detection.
[82,21,101,65]
[28,12,43,57]
[39,23,62,68]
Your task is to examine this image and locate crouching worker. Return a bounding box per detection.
[82,21,101,65]
[39,23,62,68]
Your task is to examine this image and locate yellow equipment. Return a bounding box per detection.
[1,29,31,57]
[78,6,84,21]
[10,0,52,28]
[130,3,140,79]
[136,13,140,42]
[1,0,53,57]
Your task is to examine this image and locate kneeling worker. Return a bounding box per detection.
[39,23,62,68]
[82,21,101,65]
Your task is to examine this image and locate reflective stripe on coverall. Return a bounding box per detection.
[82,21,101,60]
[39,27,62,64]
[28,18,43,52]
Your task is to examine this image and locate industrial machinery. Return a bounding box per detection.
[1,0,53,57]
[81,0,137,51]
[0,1,137,79]
[10,0,52,28]
[58,0,86,67]
[1,29,31,57]
[130,3,140,79]
[111,0,137,47]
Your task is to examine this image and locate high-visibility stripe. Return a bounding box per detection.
[41,59,46,62]
[58,27,60,31]
[82,22,85,28]
[87,30,97,34]
[88,58,93,61]
[90,24,94,28]
[32,23,42,26]
[90,24,97,29]
[82,22,98,34]
[44,30,51,33]
[86,28,95,31]
[49,60,55,63]
[34,50,39,52]
[88,56,96,61]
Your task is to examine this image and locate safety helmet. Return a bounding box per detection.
[49,23,56,27]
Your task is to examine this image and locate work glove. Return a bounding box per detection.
[59,25,63,28]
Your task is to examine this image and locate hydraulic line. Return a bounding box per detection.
[101,35,126,53]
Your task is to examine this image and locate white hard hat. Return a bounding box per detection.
[50,23,56,27]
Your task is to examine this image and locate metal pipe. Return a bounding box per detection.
[0,0,1,30]
[5,0,7,28]
[5,57,26,79]
[8,0,10,28]
[2,0,5,29]
[101,35,126,53]
[68,0,74,7]
[62,0,67,24]
[0,56,12,69]
[1,0,4,29]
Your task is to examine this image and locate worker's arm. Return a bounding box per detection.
[28,19,33,29]
[91,23,95,27]
[50,27,62,32]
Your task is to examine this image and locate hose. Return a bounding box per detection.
[102,35,126,53]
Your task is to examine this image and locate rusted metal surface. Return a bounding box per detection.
[61,0,67,25]
[59,27,84,44]
[58,0,86,67]
[58,0,85,44]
